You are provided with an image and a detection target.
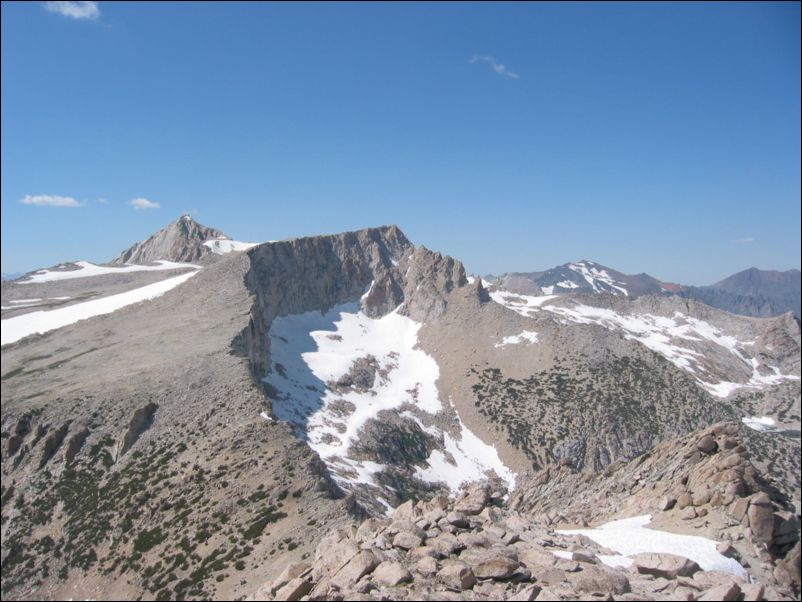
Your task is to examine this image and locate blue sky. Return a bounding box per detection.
[2,1,800,284]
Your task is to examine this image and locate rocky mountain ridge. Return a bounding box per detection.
[112,215,229,264]
[489,262,801,319]
[2,220,800,601]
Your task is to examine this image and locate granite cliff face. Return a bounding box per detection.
[112,215,228,264]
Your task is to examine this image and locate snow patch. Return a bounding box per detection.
[1,271,199,346]
[742,416,782,433]
[413,404,516,493]
[556,279,580,289]
[568,262,629,296]
[202,239,259,254]
[558,514,747,578]
[495,330,539,347]
[21,260,200,283]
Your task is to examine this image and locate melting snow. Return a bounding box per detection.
[265,303,515,506]
[558,514,747,578]
[20,260,200,283]
[202,239,259,254]
[1,271,198,346]
[741,416,782,433]
[495,330,539,347]
[490,291,798,398]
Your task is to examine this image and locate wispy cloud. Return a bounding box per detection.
[129,197,161,211]
[45,1,100,20]
[733,236,755,245]
[469,55,519,79]
[96,197,108,204]
[20,194,85,207]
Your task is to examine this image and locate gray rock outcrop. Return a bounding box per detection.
[112,215,228,264]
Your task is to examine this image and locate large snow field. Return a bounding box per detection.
[20,260,200,283]
[1,271,199,346]
[264,302,515,507]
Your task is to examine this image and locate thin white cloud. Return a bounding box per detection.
[470,55,519,79]
[45,1,100,20]
[96,197,108,204]
[20,194,85,207]
[129,197,161,211]
[733,236,755,245]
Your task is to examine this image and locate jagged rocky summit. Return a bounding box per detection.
[112,214,229,264]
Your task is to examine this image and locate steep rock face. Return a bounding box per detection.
[112,215,227,264]
[234,226,503,513]
[399,246,469,322]
[234,225,415,379]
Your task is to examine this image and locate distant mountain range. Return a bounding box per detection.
[489,261,801,319]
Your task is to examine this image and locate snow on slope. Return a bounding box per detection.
[202,239,259,254]
[264,302,515,507]
[495,330,539,347]
[558,514,747,578]
[1,297,71,310]
[1,271,198,346]
[20,260,200,283]
[741,416,782,433]
[567,261,629,295]
[490,290,798,398]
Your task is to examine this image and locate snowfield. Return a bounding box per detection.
[264,302,515,508]
[490,290,798,398]
[558,514,747,578]
[1,271,199,346]
[20,260,200,283]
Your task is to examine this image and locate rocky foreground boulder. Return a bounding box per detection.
[250,422,800,601]
[251,483,796,601]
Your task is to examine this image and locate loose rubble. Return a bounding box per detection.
[252,478,796,601]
